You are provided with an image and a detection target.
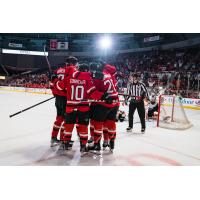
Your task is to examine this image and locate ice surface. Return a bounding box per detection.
[1,90,200,166]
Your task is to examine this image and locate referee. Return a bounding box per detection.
[126,74,149,133]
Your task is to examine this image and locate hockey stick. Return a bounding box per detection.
[9,96,55,118]
[0,64,9,76]
[78,99,131,103]
[9,97,131,118]
[44,45,52,75]
[9,98,124,118]
[9,94,134,118]
[9,95,144,118]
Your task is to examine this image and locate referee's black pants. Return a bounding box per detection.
[128,100,145,129]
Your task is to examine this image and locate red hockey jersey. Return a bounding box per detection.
[92,65,119,108]
[104,64,118,94]
[50,65,77,97]
[56,70,103,112]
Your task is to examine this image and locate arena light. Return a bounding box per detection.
[99,36,112,49]
[2,49,48,56]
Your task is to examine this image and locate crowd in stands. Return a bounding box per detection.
[2,72,49,88]
[1,48,200,98]
[112,48,200,98]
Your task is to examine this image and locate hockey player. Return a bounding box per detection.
[89,62,119,152]
[88,63,102,147]
[147,95,158,119]
[50,65,67,147]
[55,63,106,155]
[50,57,78,147]
[103,63,119,149]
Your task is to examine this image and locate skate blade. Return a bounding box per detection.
[57,146,72,152]
[80,151,102,158]
[87,149,102,155]
[80,152,89,157]
[90,151,103,159]
[50,143,60,147]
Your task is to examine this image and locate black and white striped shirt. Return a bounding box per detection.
[126,81,149,100]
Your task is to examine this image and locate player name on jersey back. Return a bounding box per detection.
[70,78,86,85]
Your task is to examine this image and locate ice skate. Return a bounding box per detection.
[88,142,101,155]
[126,127,132,132]
[109,139,115,153]
[87,138,94,147]
[102,140,109,150]
[141,128,145,134]
[50,137,60,147]
[58,141,73,151]
[80,144,88,157]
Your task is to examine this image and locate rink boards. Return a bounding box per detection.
[0,86,200,110]
[160,95,200,110]
[0,86,52,95]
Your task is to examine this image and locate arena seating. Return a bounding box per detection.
[1,48,200,98]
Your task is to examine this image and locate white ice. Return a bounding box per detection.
[0,90,200,166]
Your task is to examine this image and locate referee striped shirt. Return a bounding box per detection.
[126,81,149,100]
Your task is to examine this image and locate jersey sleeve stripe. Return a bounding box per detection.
[56,82,63,91]
[72,71,80,78]
[87,86,96,94]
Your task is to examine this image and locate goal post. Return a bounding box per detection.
[157,95,192,130]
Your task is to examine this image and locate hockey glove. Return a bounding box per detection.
[51,74,58,81]
[101,93,113,104]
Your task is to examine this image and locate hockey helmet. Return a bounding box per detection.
[78,63,89,72]
[66,56,78,66]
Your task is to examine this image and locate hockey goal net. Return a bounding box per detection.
[157,95,192,130]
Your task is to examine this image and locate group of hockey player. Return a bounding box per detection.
[49,56,119,156]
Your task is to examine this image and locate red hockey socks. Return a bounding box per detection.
[105,120,116,140]
[51,116,64,138]
[93,121,103,144]
[63,124,74,142]
[103,122,109,142]
[76,124,88,145]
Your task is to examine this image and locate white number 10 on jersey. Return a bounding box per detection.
[71,85,84,100]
